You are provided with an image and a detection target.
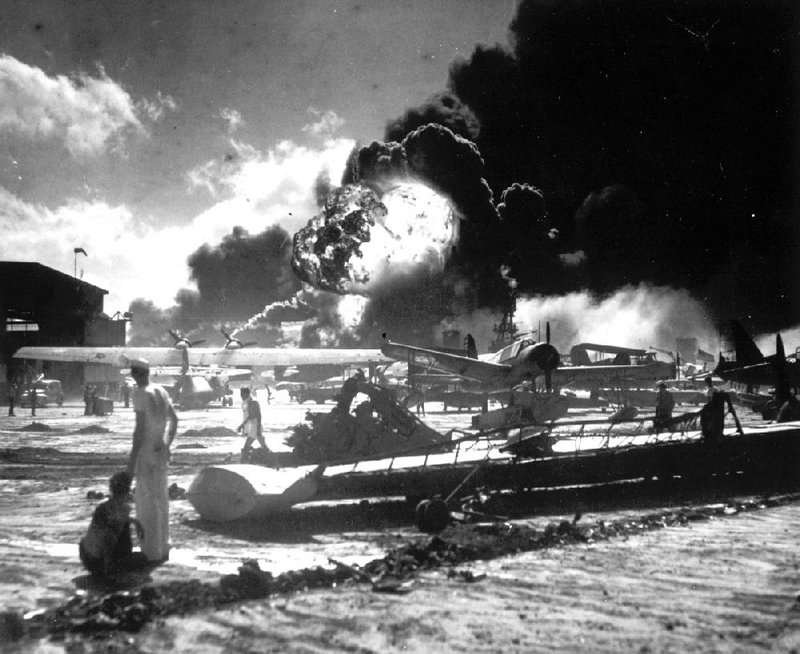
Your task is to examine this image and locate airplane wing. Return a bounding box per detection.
[14,346,390,368]
[147,366,253,379]
[381,341,511,383]
[13,346,185,366]
[187,348,389,367]
[552,362,675,388]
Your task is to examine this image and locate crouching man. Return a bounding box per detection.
[79,471,144,578]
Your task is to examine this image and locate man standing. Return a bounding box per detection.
[700,377,743,444]
[654,382,675,431]
[127,358,178,564]
[237,387,267,462]
[7,382,16,417]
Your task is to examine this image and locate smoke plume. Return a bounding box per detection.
[443,284,718,359]
[385,0,800,332]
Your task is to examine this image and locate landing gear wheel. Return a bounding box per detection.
[415,498,451,534]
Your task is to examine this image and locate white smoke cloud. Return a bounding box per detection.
[516,285,718,354]
[0,55,162,157]
[444,284,718,357]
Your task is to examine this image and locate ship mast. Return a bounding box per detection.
[489,286,520,353]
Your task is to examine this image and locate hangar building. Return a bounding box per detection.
[0,262,127,397]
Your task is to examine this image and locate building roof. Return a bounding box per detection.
[0,261,108,295]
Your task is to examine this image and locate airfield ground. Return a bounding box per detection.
[1,394,800,652]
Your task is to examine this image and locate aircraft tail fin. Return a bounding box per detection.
[466,334,478,359]
[569,345,592,367]
[720,320,763,365]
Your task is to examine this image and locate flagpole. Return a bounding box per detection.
[73,247,87,278]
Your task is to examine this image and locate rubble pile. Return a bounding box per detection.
[39,581,231,640]
[11,493,800,644]
[285,380,446,463]
[17,422,57,432]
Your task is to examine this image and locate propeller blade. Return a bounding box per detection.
[190,339,206,347]
[221,328,231,340]
[546,322,551,344]
[545,370,552,392]
[243,341,258,348]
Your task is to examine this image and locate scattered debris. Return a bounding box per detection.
[284,381,447,463]
[17,422,57,432]
[447,569,487,583]
[174,443,206,450]
[11,492,800,642]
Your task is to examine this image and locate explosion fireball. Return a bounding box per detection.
[291,181,458,296]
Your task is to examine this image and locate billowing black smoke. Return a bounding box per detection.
[127,225,300,345]
[385,91,480,143]
[385,0,800,332]
[186,225,300,318]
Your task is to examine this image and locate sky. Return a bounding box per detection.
[0,0,516,313]
[2,0,797,355]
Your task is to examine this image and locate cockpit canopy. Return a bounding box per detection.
[492,338,536,364]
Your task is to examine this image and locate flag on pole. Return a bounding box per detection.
[73,247,88,256]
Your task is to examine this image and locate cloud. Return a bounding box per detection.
[0,186,191,311]
[301,108,345,138]
[0,132,358,312]
[138,91,178,122]
[220,107,243,134]
[0,54,167,158]
[186,135,355,234]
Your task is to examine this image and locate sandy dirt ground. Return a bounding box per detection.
[1,395,800,652]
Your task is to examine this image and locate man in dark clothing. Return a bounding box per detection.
[84,385,93,415]
[776,395,800,423]
[7,383,16,417]
[700,378,743,444]
[79,471,144,578]
[654,382,675,431]
[336,369,366,412]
